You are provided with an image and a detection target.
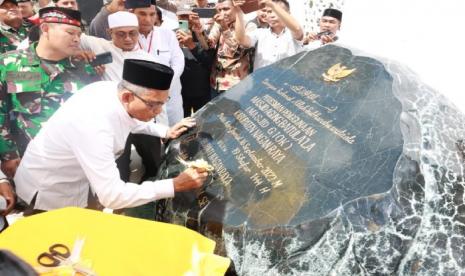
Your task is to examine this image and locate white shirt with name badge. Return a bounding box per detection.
[138,26,185,126]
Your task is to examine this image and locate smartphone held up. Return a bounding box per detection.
[316,31,333,39]
[90,52,113,67]
[192,8,216,18]
[178,20,189,32]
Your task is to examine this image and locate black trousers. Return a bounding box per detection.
[115,137,133,182]
[22,190,104,217]
[182,96,211,117]
[116,133,162,183]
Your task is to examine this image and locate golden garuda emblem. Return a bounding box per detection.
[322,63,356,82]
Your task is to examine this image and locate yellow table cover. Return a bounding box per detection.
[0,207,230,275]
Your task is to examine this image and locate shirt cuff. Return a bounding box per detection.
[145,179,174,200]
[151,122,169,138]
[160,124,170,139]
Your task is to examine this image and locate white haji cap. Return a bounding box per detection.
[108,11,139,29]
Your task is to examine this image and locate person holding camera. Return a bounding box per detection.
[234,0,304,70]
[80,11,155,82]
[176,11,215,117]
[208,0,252,98]
[303,8,342,50]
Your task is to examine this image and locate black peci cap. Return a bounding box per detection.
[124,0,151,9]
[123,59,174,90]
[322,8,342,22]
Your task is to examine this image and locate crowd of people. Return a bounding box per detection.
[0,0,343,225]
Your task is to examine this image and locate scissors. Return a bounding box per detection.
[36,238,97,276]
[37,243,71,267]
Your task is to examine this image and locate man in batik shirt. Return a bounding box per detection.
[208,0,251,98]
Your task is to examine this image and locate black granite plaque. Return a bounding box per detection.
[155,45,465,275]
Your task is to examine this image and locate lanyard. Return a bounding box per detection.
[138,31,154,53]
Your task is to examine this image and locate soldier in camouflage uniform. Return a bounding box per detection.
[0,0,29,53]
[0,6,99,178]
[17,0,38,30]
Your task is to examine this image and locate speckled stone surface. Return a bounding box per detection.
[155,45,465,275]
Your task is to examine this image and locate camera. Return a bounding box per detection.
[316,31,333,39]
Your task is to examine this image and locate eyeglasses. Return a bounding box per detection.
[113,30,139,39]
[132,92,169,110]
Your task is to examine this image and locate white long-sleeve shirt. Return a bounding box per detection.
[14,81,174,211]
[137,26,185,126]
[137,26,184,77]
[248,27,303,70]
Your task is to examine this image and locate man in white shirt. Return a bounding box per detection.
[133,2,185,126]
[80,11,154,82]
[303,8,342,50]
[14,59,208,211]
[80,11,166,182]
[130,1,186,182]
[234,0,303,70]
